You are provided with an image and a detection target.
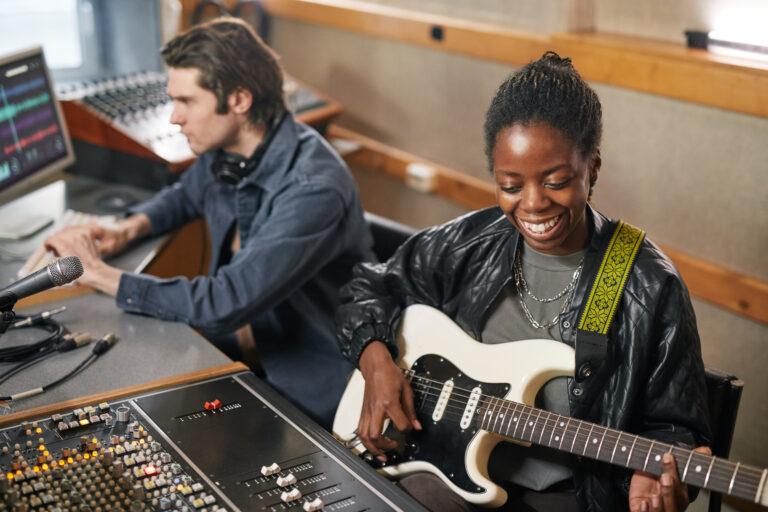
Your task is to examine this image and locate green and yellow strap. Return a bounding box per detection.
[574,220,645,381]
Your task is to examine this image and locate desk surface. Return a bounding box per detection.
[0,174,159,286]
[0,175,231,416]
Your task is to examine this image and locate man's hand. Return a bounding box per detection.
[44,226,123,296]
[357,341,422,461]
[629,446,712,512]
[91,213,151,256]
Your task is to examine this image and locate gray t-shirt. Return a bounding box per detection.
[481,243,585,491]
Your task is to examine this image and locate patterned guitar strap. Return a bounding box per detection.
[574,220,645,382]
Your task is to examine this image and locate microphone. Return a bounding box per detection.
[0,256,83,310]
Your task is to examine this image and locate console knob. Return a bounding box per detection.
[116,406,130,422]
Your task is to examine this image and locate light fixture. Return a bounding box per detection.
[685,27,768,61]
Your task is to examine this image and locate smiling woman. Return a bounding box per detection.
[335,52,712,512]
[493,123,596,256]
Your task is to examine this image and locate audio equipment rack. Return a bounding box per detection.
[0,363,423,511]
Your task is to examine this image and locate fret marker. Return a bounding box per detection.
[555,436,560,442]
[592,438,598,444]
[528,421,533,427]
[513,417,518,422]
[655,455,661,462]
[621,446,627,452]
[695,465,702,473]
[499,414,504,418]
[560,422,565,427]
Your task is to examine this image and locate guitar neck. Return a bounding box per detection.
[477,396,767,505]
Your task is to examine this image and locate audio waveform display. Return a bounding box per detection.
[0,49,68,190]
[3,123,59,155]
[0,161,10,181]
[0,106,53,138]
[2,76,45,98]
[0,92,51,123]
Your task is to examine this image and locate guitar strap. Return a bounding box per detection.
[574,220,645,382]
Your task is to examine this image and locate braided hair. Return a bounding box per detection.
[484,52,602,170]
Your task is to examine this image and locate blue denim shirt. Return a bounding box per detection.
[116,113,374,427]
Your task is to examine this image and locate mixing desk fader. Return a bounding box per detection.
[0,370,424,512]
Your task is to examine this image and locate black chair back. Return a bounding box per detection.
[703,365,744,512]
[364,212,417,262]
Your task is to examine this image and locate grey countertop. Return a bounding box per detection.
[0,175,231,416]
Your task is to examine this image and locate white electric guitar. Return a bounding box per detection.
[333,305,768,508]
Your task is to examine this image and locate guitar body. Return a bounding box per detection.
[333,304,575,507]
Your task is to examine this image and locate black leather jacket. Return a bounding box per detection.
[337,206,711,511]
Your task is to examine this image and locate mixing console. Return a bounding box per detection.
[0,370,422,512]
[56,72,342,172]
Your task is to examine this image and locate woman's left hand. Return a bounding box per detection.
[629,446,712,512]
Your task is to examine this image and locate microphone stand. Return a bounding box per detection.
[0,297,17,337]
[0,307,15,337]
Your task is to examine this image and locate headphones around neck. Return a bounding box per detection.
[210,112,284,185]
[211,151,258,186]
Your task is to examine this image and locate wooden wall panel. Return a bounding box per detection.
[328,124,768,326]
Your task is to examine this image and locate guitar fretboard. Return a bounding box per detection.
[406,371,767,505]
[477,395,763,502]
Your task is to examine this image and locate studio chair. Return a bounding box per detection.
[703,365,744,512]
[363,212,417,262]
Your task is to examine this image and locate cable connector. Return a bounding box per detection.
[12,306,67,328]
[92,333,117,356]
[58,332,92,351]
[9,387,44,400]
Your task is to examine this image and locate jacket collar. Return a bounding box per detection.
[468,205,615,339]
[239,111,298,191]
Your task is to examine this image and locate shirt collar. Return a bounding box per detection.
[239,111,298,191]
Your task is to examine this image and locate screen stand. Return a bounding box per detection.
[0,213,53,240]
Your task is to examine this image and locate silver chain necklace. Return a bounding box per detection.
[513,248,584,329]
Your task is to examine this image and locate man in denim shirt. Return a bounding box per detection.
[45,18,374,429]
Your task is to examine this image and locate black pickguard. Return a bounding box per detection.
[373,354,510,494]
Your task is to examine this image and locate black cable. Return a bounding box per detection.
[0,349,57,385]
[0,309,66,363]
[39,354,97,393]
[0,332,91,385]
[0,333,116,401]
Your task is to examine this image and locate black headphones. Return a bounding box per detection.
[211,151,259,186]
[210,113,284,185]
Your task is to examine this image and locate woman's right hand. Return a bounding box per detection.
[357,341,422,461]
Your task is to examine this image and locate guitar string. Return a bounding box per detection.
[345,366,761,497]
[347,375,759,497]
[474,393,763,493]
[346,393,759,501]
[408,388,761,494]
[404,374,763,487]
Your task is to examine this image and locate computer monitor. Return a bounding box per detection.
[0,46,75,239]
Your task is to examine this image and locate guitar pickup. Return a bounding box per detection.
[460,386,483,429]
[432,379,455,422]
